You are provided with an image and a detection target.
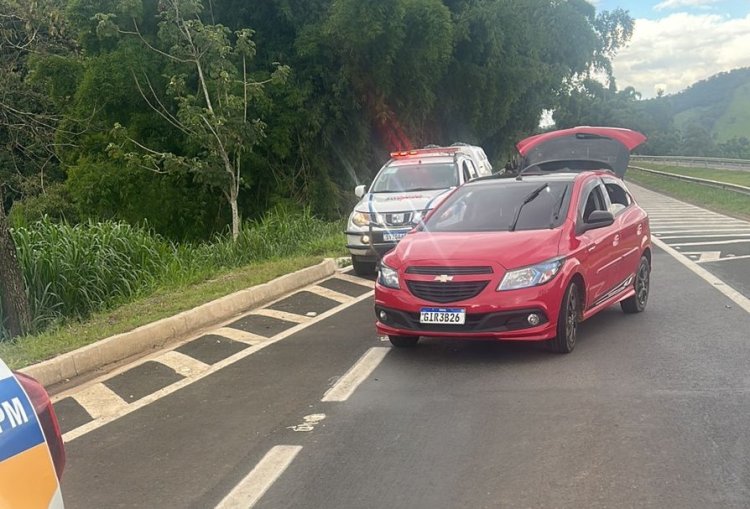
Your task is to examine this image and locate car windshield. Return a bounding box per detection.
[370,163,458,192]
[423,181,571,232]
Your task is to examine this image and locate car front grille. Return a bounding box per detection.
[406,266,494,275]
[406,280,489,303]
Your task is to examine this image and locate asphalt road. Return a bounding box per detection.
[56,191,750,509]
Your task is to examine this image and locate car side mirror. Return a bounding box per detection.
[354,185,366,198]
[581,210,615,233]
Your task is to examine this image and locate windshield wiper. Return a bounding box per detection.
[509,183,549,232]
[549,184,569,228]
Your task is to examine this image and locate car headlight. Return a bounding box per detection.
[351,211,371,227]
[498,258,564,291]
[378,262,400,289]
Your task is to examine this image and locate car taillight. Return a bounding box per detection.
[15,372,66,480]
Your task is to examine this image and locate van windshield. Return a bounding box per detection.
[371,163,458,192]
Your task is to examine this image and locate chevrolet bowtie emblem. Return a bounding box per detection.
[434,274,453,283]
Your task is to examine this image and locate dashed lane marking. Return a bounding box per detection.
[658,233,750,240]
[72,383,127,420]
[322,347,390,402]
[214,445,303,509]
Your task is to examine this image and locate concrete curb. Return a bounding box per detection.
[19,259,338,387]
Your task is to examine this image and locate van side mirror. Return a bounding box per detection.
[580,210,615,233]
[355,185,366,198]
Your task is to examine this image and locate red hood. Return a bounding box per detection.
[388,229,563,271]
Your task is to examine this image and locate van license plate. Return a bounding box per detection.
[383,230,409,242]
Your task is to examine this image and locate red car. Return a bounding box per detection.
[374,127,650,353]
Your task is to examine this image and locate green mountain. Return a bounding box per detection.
[659,67,750,143]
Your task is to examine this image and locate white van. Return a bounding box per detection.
[346,145,492,275]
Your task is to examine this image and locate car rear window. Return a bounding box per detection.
[423,181,571,232]
[371,163,458,192]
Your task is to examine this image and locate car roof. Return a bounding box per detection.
[468,170,613,187]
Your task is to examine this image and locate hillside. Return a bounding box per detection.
[657,67,750,142]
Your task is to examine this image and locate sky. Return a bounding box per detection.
[591,0,750,97]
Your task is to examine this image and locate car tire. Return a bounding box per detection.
[549,281,580,354]
[352,256,377,276]
[389,335,419,348]
[621,256,650,314]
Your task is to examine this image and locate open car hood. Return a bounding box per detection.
[516,127,646,178]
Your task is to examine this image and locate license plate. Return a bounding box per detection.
[420,307,466,325]
[383,230,409,242]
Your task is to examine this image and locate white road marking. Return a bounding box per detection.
[696,254,750,264]
[212,327,266,345]
[71,383,127,420]
[697,251,721,262]
[654,229,750,235]
[670,239,750,247]
[333,273,376,288]
[63,290,374,442]
[322,347,390,402]
[308,285,354,303]
[652,238,750,314]
[214,445,302,509]
[251,308,310,324]
[155,351,210,376]
[659,233,750,240]
[287,413,326,432]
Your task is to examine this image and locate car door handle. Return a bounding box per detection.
[587,245,596,252]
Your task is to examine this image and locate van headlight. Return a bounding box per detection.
[350,211,371,227]
[378,262,400,289]
[498,258,563,291]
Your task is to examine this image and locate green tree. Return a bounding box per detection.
[100,0,289,239]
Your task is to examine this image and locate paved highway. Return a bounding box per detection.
[54,185,750,508]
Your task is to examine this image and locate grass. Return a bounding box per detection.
[635,164,750,187]
[627,168,750,220]
[715,82,750,142]
[0,208,348,368]
[0,255,338,369]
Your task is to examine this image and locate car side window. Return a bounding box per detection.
[580,184,607,223]
[604,180,631,215]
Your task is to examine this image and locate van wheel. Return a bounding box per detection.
[352,256,376,276]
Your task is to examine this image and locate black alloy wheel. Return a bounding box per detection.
[621,256,650,314]
[549,281,580,354]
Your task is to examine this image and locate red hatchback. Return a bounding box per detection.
[374,127,651,353]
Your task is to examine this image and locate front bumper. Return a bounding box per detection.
[374,279,565,341]
[346,228,412,260]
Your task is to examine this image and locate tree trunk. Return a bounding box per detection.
[229,194,240,241]
[0,188,32,338]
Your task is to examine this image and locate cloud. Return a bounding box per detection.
[654,0,720,11]
[611,12,750,98]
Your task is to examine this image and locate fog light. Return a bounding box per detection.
[527,313,541,326]
[362,235,370,244]
[379,310,388,321]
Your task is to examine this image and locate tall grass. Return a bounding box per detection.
[0,208,344,340]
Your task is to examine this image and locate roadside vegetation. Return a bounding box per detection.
[0,209,345,362]
[627,168,750,220]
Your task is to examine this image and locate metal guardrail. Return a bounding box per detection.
[629,165,750,197]
[631,155,750,171]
